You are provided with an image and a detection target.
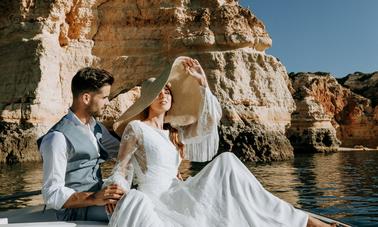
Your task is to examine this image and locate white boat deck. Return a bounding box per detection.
[0,205,107,227]
[0,205,351,227]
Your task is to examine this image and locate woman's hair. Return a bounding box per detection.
[164,123,185,159]
[142,84,185,159]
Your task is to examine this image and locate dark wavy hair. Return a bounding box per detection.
[71,67,114,98]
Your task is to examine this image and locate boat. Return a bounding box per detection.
[0,204,351,227]
[0,205,106,226]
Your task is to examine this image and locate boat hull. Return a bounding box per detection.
[0,205,351,227]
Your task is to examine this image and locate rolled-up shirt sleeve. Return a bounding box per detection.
[40,132,75,210]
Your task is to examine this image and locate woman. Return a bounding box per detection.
[105,57,334,227]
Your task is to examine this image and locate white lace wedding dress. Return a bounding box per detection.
[106,87,308,227]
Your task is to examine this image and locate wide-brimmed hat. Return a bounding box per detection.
[113,56,204,136]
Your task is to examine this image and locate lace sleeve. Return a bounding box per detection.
[178,86,222,162]
[103,122,141,191]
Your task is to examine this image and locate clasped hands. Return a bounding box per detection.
[93,184,125,214]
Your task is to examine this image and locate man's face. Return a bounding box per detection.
[86,85,111,117]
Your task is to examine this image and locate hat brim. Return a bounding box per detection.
[113,56,203,136]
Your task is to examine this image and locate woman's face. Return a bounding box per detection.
[149,85,172,115]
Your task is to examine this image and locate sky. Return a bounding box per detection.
[239,0,378,77]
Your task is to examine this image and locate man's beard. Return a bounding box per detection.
[86,103,103,117]
[91,110,102,117]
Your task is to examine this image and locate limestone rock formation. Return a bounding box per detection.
[338,71,378,107]
[0,0,295,163]
[337,72,378,147]
[289,72,377,149]
[93,0,295,162]
[0,0,102,163]
[288,73,340,152]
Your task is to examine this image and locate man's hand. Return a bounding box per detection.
[63,184,126,209]
[93,184,125,206]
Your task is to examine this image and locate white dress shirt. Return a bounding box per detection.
[40,110,120,210]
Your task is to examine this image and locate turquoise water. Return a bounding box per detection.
[1,151,378,226]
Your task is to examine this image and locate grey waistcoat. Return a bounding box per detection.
[38,116,109,193]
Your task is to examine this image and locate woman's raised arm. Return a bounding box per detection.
[179,58,222,162]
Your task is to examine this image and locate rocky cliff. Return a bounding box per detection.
[0,0,100,163]
[338,72,378,107]
[0,0,295,163]
[96,0,296,163]
[288,73,341,152]
[289,72,378,149]
[337,72,378,147]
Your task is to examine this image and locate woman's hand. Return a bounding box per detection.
[106,203,117,214]
[177,172,183,181]
[183,58,208,87]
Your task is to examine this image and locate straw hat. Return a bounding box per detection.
[113,56,204,136]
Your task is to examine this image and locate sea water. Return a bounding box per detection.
[1,151,377,226]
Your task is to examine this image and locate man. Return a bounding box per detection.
[37,67,124,221]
